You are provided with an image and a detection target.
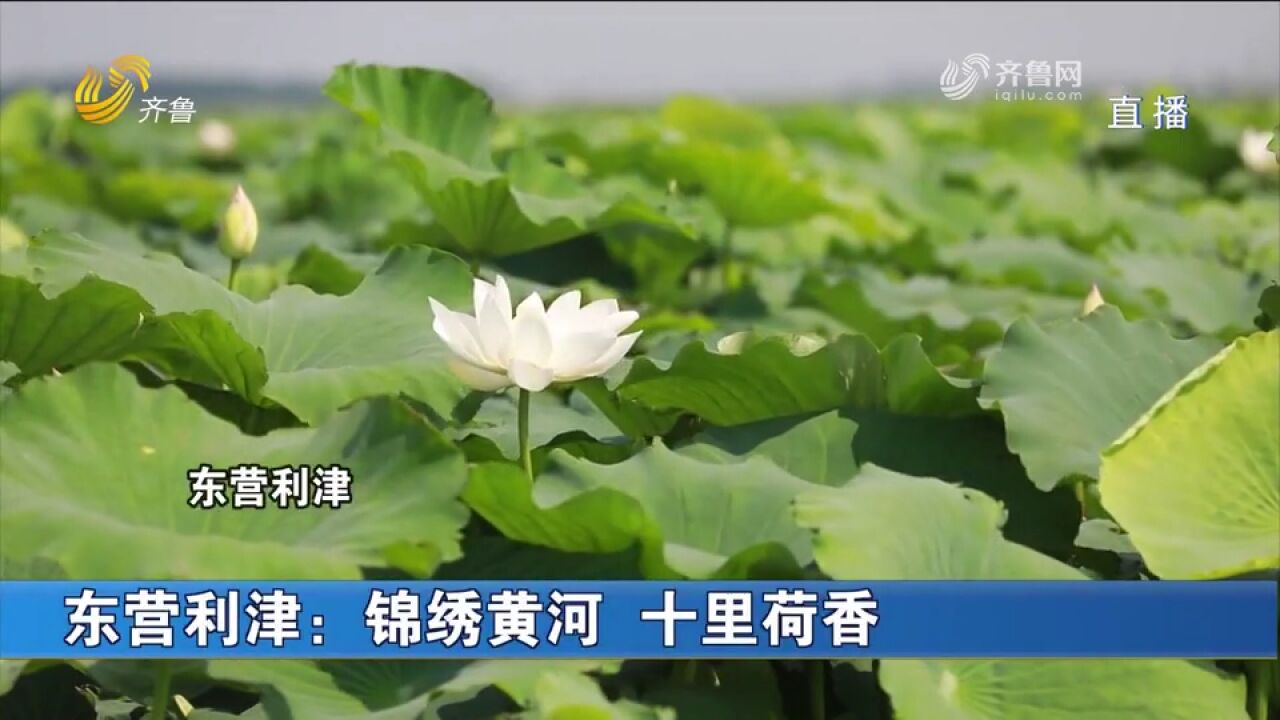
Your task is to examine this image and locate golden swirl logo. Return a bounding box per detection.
[73,54,152,124]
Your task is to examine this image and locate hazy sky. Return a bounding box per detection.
[2,2,1278,102]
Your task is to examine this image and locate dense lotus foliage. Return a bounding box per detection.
[0,64,1277,719]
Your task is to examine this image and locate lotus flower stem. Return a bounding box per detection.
[227,258,241,291]
[518,388,533,481]
[720,223,735,292]
[808,661,825,720]
[1246,659,1274,720]
[1073,478,1088,521]
[147,661,172,720]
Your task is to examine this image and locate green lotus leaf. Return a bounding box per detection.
[602,226,707,305]
[1101,331,1280,578]
[464,441,814,579]
[325,63,687,258]
[0,90,58,153]
[0,274,150,377]
[980,306,1220,490]
[659,95,785,150]
[935,236,1110,295]
[974,158,1115,246]
[1074,518,1138,555]
[1107,251,1262,336]
[5,194,145,253]
[28,231,472,423]
[207,659,469,720]
[1138,112,1238,181]
[795,464,1082,580]
[843,410,1081,559]
[0,660,26,696]
[732,215,848,268]
[439,660,671,720]
[797,268,1081,352]
[650,139,831,228]
[0,150,94,213]
[0,216,23,253]
[843,159,991,244]
[639,660,781,720]
[684,410,859,486]
[435,535,642,581]
[458,389,626,461]
[102,169,235,233]
[615,333,977,427]
[679,363,1079,559]
[1256,283,1280,330]
[0,363,469,579]
[796,465,1248,720]
[881,657,1247,720]
[0,663,99,720]
[977,102,1085,158]
[287,245,382,296]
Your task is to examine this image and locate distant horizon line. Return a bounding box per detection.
[3,72,1278,109]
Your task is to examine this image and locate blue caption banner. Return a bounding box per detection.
[0,581,1274,659]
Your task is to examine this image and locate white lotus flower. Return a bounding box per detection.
[430,277,641,393]
[199,119,236,155]
[1238,128,1279,175]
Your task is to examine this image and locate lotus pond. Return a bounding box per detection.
[0,64,1277,719]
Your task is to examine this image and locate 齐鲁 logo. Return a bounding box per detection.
[73,54,152,124]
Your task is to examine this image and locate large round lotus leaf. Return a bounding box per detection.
[1101,330,1280,579]
[0,275,152,378]
[650,140,831,228]
[211,657,668,720]
[684,410,859,487]
[881,657,1247,720]
[208,659,468,720]
[935,236,1109,294]
[464,442,814,579]
[1108,251,1261,336]
[0,363,468,579]
[27,231,474,424]
[659,95,784,150]
[796,269,1081,353]
[458,390,626,461]
[980,306,1219,490]
[616,333,977,427]
[795,465,1248,720]
[0,660,25,696]
[794,464,1081,580]
[324,63,688,257]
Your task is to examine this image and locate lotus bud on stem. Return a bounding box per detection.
[218,185,258,290]
[1081,283,1105,316]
